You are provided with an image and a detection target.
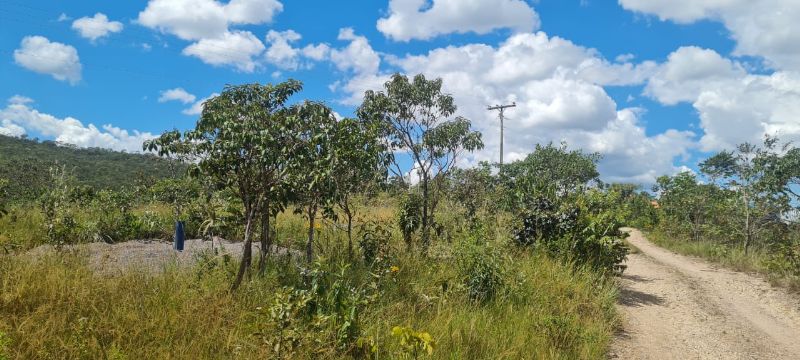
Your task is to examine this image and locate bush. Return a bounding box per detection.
[767,233,800,278]
[397,193,422,248]
[455,237,506,303]
[513,197,628,273]
[90,190,142,243]
[573,213,629,273]
[513,197,578,247]
[359,222,392,265]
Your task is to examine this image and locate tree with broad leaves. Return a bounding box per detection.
[497,142,600,213]
[330,117,389,259]
[654,172,719,242]
[357,73,483,250]
[145,80,303,290]
[288,101,338,263]
[448,162,496,222]
[699,136,789,254]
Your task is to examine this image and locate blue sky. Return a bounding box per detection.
[2,0,799,184]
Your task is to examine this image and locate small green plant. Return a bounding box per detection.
[397,193,422,249]
[256,288,312,359]
[358,221,392,265]
[391,326,435,359]
[91,189,141,243]
[0,330,11,360]
[39,165,82,246]
[455,237,506,303]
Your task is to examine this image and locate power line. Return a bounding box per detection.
[487,102,516,165]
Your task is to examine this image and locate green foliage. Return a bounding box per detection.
[391,326,435,358]
[0,179,8,219]
[513,197,579,247]
[455,236,507,303]
[498,143,599,212]
[39,165,82,246]
[573,212,630,273]
[148,177,201,219]
[448,162,496,220]
[288,101,339,263]
[766,231,800,279]
[359,222,392,265]
[0,330,10,360]
[398,192,423,248]
[0,134,179,202]
[512,194,629,273]
[89,189,141,243]
[255,288,313,359]
[330,117,390,255]
[358,73,484,248]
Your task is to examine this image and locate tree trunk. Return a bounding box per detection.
[232,207,255,291]
[744,208,752,255]
[258,196,271,275]
[421,174,430,252]
[347,209,354,260]
[306,205,317,263]
[743,191,752,255]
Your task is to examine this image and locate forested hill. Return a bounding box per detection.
[0,135,182,200]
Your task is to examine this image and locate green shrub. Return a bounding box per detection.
[513,197,629,274]
[391,326,435,358]
[0,330,10,360]
[455,237,506,303]
[359,222,392,265]
[398,193,423,248]
[513,197,579,247]
[573,212,629,273]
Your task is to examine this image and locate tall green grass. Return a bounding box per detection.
[644,230,800,290]
[0,246,618,359]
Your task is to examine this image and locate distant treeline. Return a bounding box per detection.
[0,134,183,201]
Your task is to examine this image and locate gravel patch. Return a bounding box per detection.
[25,238,299,274]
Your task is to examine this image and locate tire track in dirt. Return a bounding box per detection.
[610,228,800,359]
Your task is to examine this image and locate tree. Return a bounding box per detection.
[146,80,303,290]
[700,138,788,253]
[358,74,483,250]
[654,172,717,242]
[498,143,600,212]
[330,117,388,259]
[449,162,495,221]
[288,101,338,263]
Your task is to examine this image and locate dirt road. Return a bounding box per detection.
[610,228,800,359]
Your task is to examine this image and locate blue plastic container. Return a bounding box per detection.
[174,221,185,251]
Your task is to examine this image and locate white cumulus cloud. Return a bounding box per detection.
[327,29,691,183]
[377,0,540,41]
[646,46,800,151]
[619,0,800,71]
[137,0,283,71]
[71,13,124,42]
[0,97,155,152]
[14,36,82,85]
[182,30,266,72]
[159,88,197,104]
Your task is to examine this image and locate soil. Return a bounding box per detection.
[610,228,800,359]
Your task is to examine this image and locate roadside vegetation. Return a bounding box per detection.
[0,74,635,359]
[632,137,800,289]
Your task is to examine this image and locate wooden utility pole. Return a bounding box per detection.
[488,102,515,165]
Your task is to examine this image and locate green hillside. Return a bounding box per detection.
[0,135,181,200]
